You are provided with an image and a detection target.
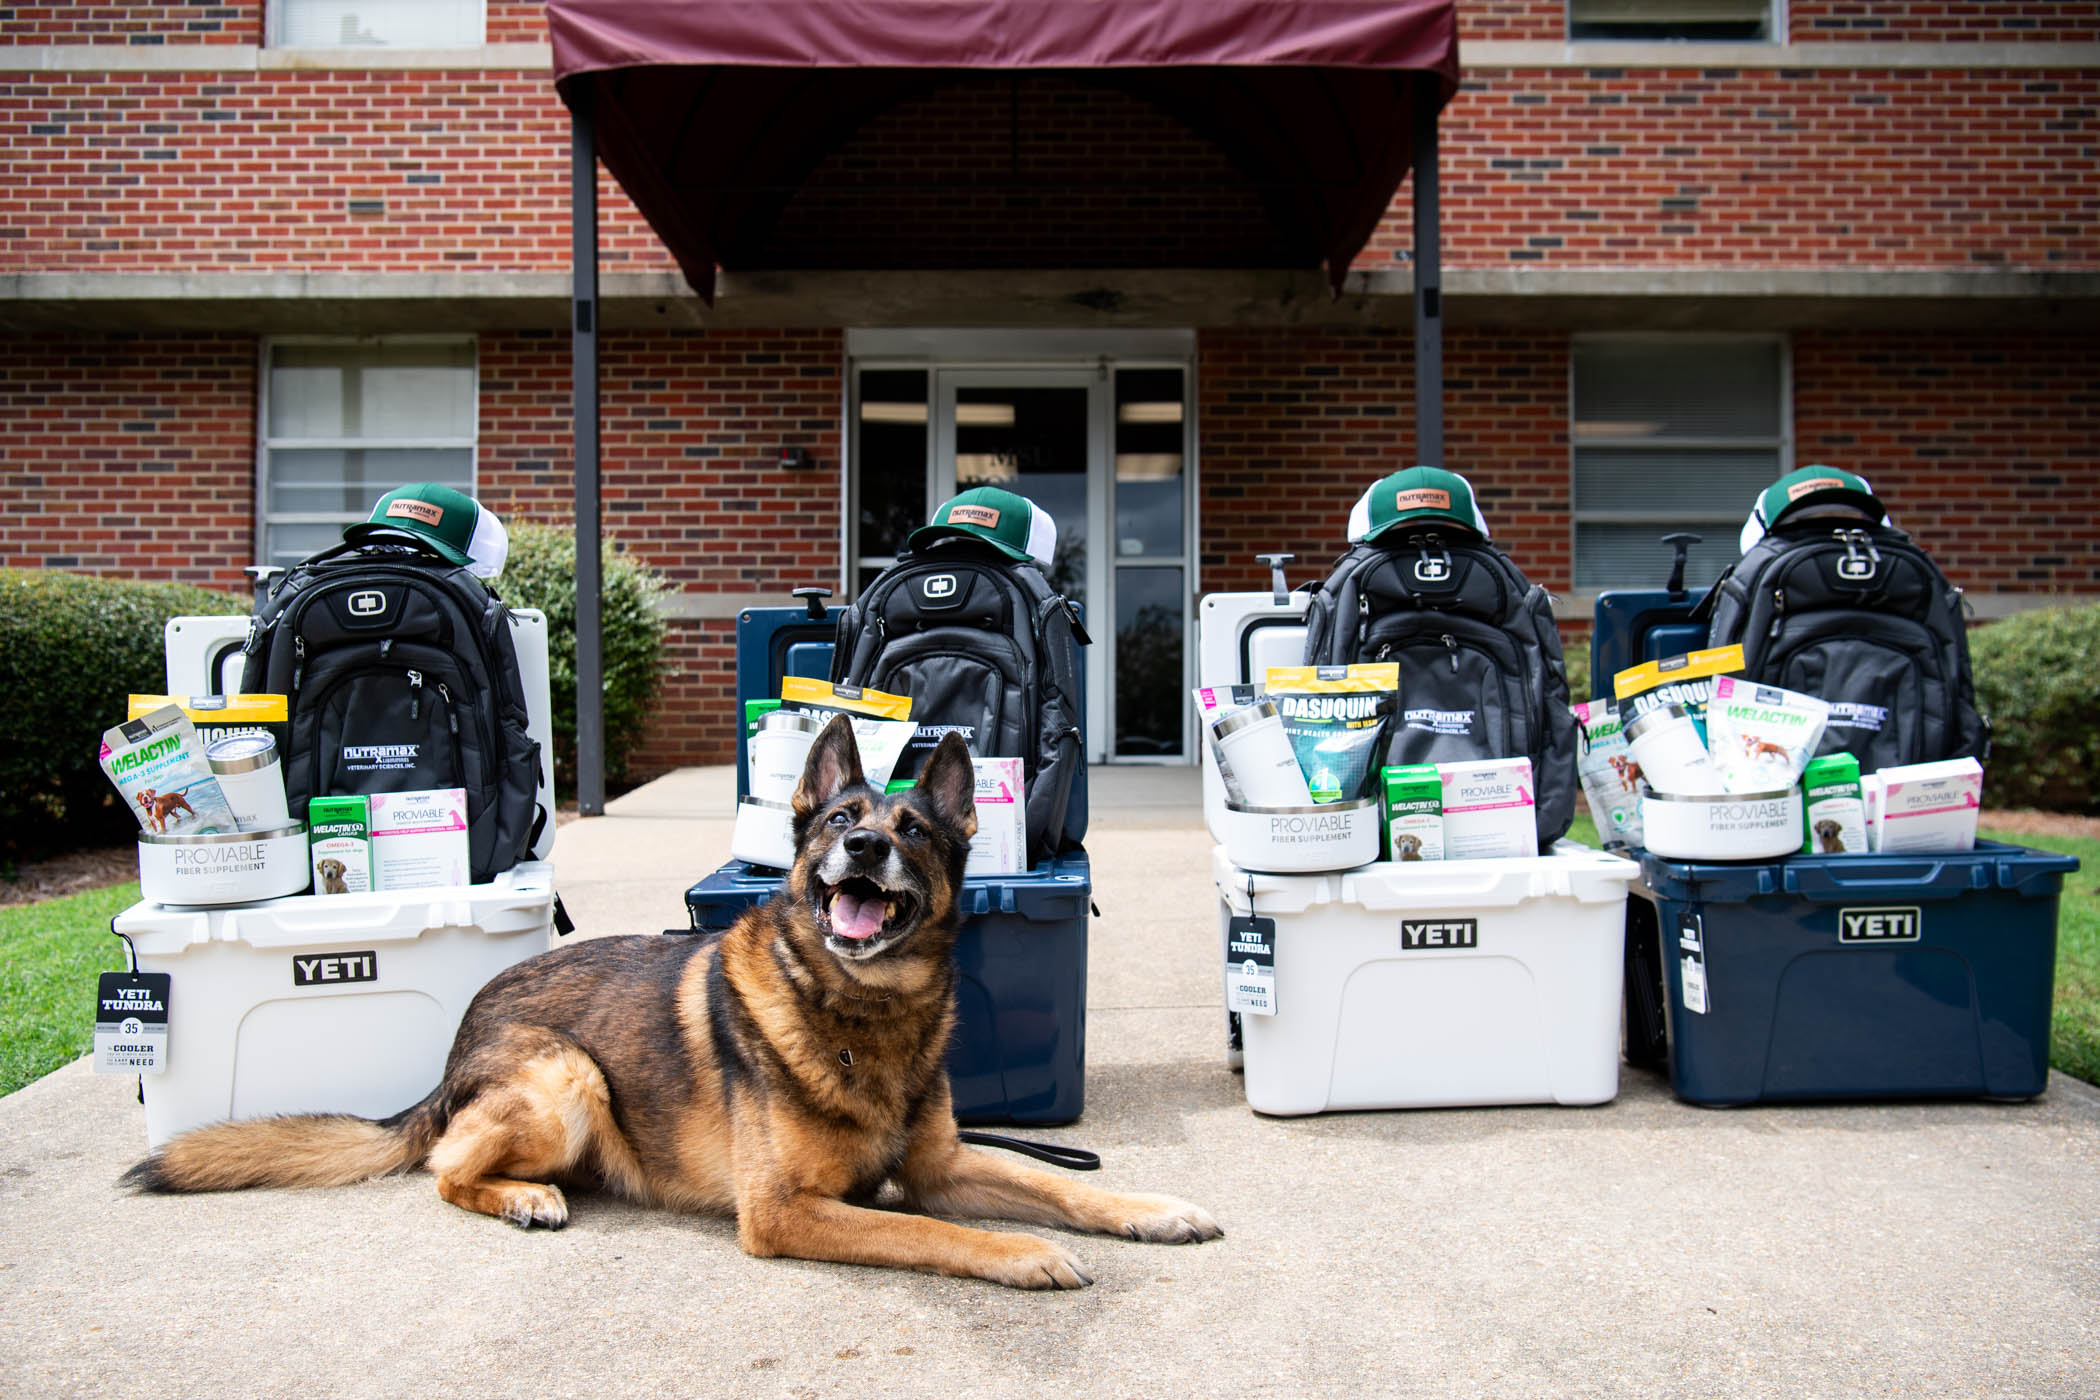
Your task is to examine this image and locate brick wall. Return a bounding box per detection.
[1794,330,2100,590]
[1197,328,1571,595]
[1789,2,2100,42]
[1364,66,2100,271]
[480,328,846,774]
[0,71,674,273]
[0,4,257,44]
[0,334,255,586]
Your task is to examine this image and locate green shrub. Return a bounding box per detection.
[497,522,669,790]
[0,569,249,864]
[1971,602,2100,814]
[1561,639,1593,710]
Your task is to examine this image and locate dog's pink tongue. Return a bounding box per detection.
[830,891,886,941]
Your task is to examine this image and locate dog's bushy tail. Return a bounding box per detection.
[121,1098,443,1194]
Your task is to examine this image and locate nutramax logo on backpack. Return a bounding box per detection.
[343,743,420,772]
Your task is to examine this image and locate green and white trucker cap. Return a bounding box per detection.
[1347,465,1490,543]
[1739,465,1888,552]
[344,482,509,579]
[906,485,1057,566]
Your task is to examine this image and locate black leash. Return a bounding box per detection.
[959,1130,1100,1171]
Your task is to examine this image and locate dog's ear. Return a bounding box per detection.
[793,713,865,818]
[917,731,978,837]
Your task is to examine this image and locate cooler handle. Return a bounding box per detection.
[1780,845,2079,902]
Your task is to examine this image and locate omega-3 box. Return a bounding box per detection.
[1801,753,1868,856]
[369,788,471,890]
[1437,758,1539,861]
[308,794,372,895]
[1381,764,1444,861]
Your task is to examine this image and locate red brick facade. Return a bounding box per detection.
[2,3,2094,770]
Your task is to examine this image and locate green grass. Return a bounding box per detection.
[1982,828,2100,1087]
[0,882,137,1097]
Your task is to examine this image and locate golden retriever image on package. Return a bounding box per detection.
[124,716,1220,1289]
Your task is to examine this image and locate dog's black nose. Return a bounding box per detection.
[842,828,890,864]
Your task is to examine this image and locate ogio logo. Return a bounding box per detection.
[292,951,378,985]
[1413,557,1449,583]
[1401,918,1477,950]
[1836,556,1876,581]
[1839,906,1920,944]
[348,590,387,617]
[923,574,958,599]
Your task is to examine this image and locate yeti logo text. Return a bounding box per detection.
[922,574,958,600]
[1413,557,1449,583]
[292,950,378,985]
[1839,906,1920,944]
[348,590,387,617]
[1401,918,1478,950]
[1836,556,1876,581]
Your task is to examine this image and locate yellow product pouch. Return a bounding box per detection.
[128,693,289,760]
[1611,644,1745,740]
[778,677,912,721]
[1261,663,1400,803]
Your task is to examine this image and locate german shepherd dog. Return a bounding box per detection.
[124,716,1221,1289]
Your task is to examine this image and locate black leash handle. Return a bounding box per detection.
[959,1130,1100,1171]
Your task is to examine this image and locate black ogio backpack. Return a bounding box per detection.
[1703,519,1987,773]
[832,540,1088,864]
[1300,527,1579,847]
[240,540,544,884]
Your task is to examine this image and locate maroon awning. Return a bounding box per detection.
[547,0,1460,299]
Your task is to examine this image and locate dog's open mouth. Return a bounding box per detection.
[819,876,920,949]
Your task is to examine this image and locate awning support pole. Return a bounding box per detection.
[1411,80,1444,470]
[571,90,606,816]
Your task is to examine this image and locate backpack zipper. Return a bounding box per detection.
[408,668,424,721]
[1768,588,1786,642]
[1442,634,1459,673]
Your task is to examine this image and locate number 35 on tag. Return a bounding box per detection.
[94,972,170,1075]
[1225,916,1277,1017]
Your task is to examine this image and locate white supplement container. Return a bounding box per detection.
[137,822,311,906]
[206,733,289,832]
[1624,704,1726,796]
[748,709,822,802]
[1209,701,1313,809]
[730,796,799,870]
[1220,797,1381,874]
[1641,788,1803,861]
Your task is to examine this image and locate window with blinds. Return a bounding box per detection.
[270,0,483,47]
[1571,337,1788,590]
[259,339,477,569]
[1569,0,1775,42]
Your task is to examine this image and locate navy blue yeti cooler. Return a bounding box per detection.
[1588,532,1714,694]
[685,852,1091,1124]
[1629,842,2079,1105]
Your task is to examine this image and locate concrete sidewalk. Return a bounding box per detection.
[5,766,2098,1398]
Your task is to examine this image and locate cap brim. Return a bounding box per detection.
[906,523,1034,562]
[1360,511,1486,543]
[344,522,475,567]
[1779,489,1884,522]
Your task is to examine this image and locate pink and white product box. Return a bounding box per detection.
[369,788,470,890]
[1215,843,1636,1115]
[1875,756,1984,853]
[966,758,1026,876]
[110,861,555,1149]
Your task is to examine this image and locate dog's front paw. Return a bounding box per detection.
[1109,1194,1223,1245]
[498,1182,569,1230]
[983,1233,1094,1290]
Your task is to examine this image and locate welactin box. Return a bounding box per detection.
[1214,843,1638,1115]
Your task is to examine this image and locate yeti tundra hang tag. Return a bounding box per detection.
[1224,916,1277,1017]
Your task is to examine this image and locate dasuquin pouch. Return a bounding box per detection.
[1613,644,1747,742]
[1706,676,1831,794]
[1263,664,1399,804]
[779,677,919,788]
[1572,697,1646,850]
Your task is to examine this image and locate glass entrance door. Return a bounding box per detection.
[851,362,1192,762]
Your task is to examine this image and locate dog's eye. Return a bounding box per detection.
[898,816,924,840]
[826,810,851,829]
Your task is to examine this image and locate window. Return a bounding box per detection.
[1568,0,1776,42]
[270,0,483,47]
[1571,337,1788,591]
[259,339,477,569]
